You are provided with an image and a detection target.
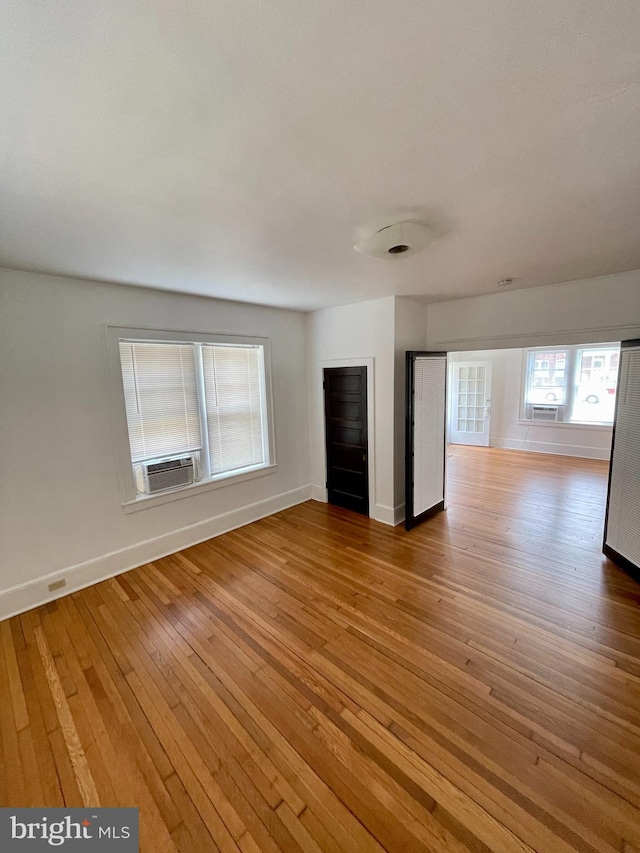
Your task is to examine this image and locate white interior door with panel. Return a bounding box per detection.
[449,361,492,446]
[604,340,640,578]
[405,351,447,530]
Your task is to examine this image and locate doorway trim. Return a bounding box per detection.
[316,357,376,517]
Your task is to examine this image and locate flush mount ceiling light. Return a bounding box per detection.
[354,221,432,259]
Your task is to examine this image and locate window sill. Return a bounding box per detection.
[122,463,278,513]
[517,420,613,430]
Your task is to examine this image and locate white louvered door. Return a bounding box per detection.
[605,343,640,574]
[406,352,447,529]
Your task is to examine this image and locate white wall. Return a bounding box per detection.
[448,349,613,459]
[305,296,398,524]
[426,269,640,351]
[3,266,636,619]
[0,269,310,619]
[305,295,427,526]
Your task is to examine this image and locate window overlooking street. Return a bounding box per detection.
[570,346,619,424]
[523,344,620,425]
[526,350,568,405]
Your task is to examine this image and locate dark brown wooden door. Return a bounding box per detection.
[324,366,369,515]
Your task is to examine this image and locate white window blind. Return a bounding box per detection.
[202,345,265,475]
[119,342,202,463]
[412,356,446,516]
[606,346,640,570]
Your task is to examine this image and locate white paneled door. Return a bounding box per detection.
[449,361,492,447]
[604,341,640,576]
[405,352,447,530]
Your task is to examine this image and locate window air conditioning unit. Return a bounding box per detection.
[531,405,559,423]
[140,456,195,494]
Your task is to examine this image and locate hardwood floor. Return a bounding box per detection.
[2,445,640,852]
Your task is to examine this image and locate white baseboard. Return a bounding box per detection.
[393,503,406,526]
[309,484,327,502]
[310,488,403,526]
[0,485,312,623]
[372,503,404,526]
[491,437,610,460]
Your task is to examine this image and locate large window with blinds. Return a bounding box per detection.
[119,342,203,464]
[522,344,620,424]
[111,329,273,505]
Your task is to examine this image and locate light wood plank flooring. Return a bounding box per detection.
[2,446,640,852]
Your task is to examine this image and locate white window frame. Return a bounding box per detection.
[520,343,620,426]
[522,346,571,413]
[106,325,277,512]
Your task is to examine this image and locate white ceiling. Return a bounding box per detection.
[1,1,640,311]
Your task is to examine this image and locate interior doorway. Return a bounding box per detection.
[446,346,617,459]
[404,339,638,582]
[440,343,624,572]
[407,343,615,529]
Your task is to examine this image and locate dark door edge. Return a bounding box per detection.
[603,543,640,583]
[405,499,445,531]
